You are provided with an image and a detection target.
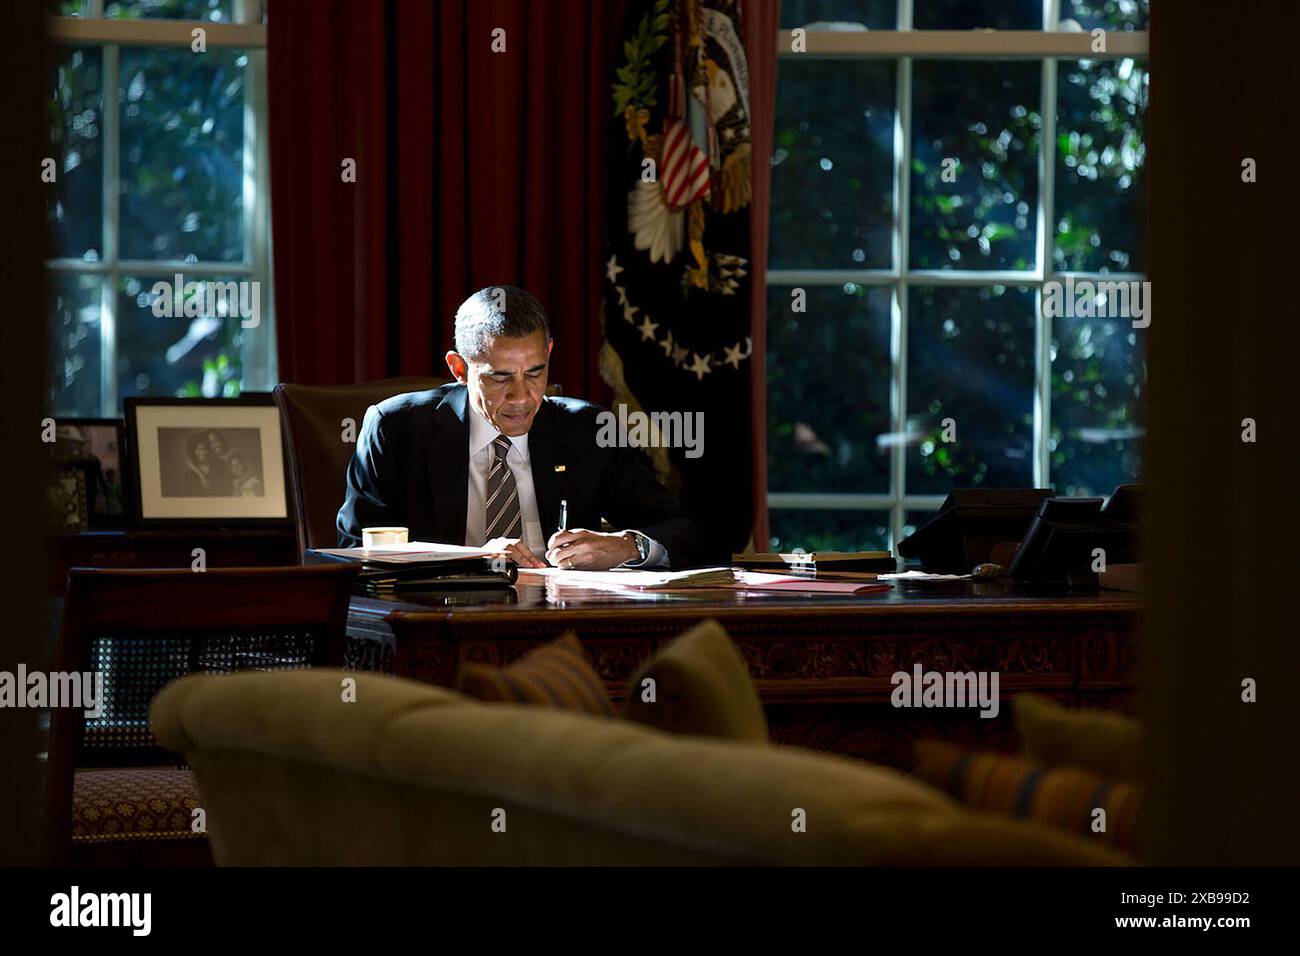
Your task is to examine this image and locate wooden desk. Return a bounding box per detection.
[347,580,1140,769]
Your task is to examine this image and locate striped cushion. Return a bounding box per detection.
[455,633,615,717]
[913,740,1142,852]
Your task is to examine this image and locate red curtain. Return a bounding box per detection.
[268,0,625,396]
[268,0,777,547]
[744,0,779,550]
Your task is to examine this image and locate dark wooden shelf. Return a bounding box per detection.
[50,526,300,593]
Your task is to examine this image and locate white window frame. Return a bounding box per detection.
[767,0,1149,549]
[46,0,274,416]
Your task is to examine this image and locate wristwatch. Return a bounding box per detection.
[627,531,650,565]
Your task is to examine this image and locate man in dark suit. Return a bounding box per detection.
[337,286,702,570]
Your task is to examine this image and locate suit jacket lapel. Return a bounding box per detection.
[427,385,469,546]
[528,399,568,542]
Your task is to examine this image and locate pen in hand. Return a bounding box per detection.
[543,500,575,571]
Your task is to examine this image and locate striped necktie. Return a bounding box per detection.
[484,434,523,541]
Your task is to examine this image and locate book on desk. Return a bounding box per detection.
[732,551,897,574]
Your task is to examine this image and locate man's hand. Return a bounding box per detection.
[546,528,639,570]
[483,536,548,569]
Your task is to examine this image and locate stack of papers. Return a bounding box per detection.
[312,542,503,564]
[515,567,891,597]
[732,571,890,595]
[309,541,515,592]
[877,570,972,581]
[515,566,739,591]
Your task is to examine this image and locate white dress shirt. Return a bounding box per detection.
[465,402,545,555]
[462,401,668,567]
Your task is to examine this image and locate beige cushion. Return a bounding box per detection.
[1015,693,1144,781]
[623,619,768,743]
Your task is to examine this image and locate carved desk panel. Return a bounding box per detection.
[348,581,1140,769]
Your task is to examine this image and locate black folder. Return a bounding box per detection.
[308,551,517,592]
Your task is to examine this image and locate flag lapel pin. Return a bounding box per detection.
[554,464,566,473]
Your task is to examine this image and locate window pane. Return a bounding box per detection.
[767,284,892,494]
[1054,58,1148,273]
[907,285,1035,493]
[106,0,234,20]
[1060,0,1149,31]
[1050,314,1144,496]
[47,47,103,261]
[48,274,103,416]
[910,61,1040,271]
[117,275,248,404]
[52,1,88,15]
[768,509,891,553]
[770,59,895,270]
[915,0,1041,30]
[780,0,896,29]
[119,47,246,263]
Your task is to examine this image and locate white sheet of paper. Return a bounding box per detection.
[313,541,502,563]
[877,570,972,581]
[515,566,737,590]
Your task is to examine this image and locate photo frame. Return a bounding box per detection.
[51,417,128,526]
[124,396,291,527]
[46,466,90,532]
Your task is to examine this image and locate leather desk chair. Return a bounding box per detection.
[274,378,448,552]
[274,378,563,552]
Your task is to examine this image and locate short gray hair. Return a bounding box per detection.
[453,286,551,360]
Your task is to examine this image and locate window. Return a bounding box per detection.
[767,0,1149,552]
[46,0,274,417]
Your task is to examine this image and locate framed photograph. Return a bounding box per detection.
[52,418,128,525]
[124,396,291,527]
[47,466,90,532]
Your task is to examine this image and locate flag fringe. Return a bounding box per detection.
[597,340,683,497]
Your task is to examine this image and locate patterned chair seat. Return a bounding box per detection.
[72,768,203,844]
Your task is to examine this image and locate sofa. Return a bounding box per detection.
[150,668,1132,866]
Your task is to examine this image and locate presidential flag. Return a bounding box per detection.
[601,0,754,557]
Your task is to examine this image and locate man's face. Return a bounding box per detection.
[449,329,552,436]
